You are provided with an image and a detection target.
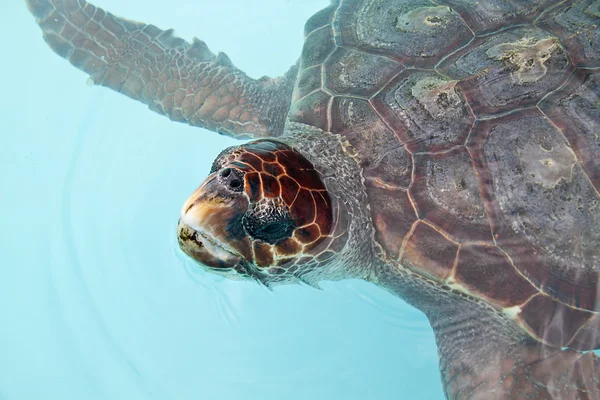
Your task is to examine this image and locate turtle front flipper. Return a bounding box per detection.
[26,0,297,139]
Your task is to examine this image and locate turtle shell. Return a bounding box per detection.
[288,0,600,350]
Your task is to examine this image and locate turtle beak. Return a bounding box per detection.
[177,174,248,269]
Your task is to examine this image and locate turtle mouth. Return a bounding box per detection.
[177,220,243,270]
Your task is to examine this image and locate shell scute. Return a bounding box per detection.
[325,47,402,96]
[401,221,459,281]
[537,0,600,68]
[466,109,600,318]
[290,0,600,349]
[439,27,571,117]
[453,244,537,307]
[292,66,322,103]
[568,313,600,350]
[411,148,492,242]
[288,90,331,131]
[518,294,595,348]
[331,97,412,188]
[364,146,413,190]
[442,0,559,34]
[476,110,600,270]
[300,25,335,69]
[493,241,599,312]
[539,69,600,195]
[337,0,473,66]
[303,4,336,37]
[372,70,474,152]
[367,184,417,258]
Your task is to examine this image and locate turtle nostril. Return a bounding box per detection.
[218,167,244,192]
[220,168,232,178]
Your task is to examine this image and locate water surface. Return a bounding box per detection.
[1,1,442,399]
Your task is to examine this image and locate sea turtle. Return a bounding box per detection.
[26,0,600,398]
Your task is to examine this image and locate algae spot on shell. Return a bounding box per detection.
[486,37,559,84]
[520,143,577,189]
[395,6,454,32]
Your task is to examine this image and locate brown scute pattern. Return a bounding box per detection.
[293,66,322,101]
[366,185,417,258]
[300,25,336,69]
[538,0,600,68]
[325,47,402,96]
[373,70,474,152]
[454,245,537,307]
[568,313,600,350]
[400,222,458,281]
[471,111,600,305]
[289,90,331,131]
[288,0,600,352]
[442,0,559,34]
[330,97,412,188]
[540,70,600,194]
[28,0,297,138]
[337,0,472,66]
[303,4,336,37]
[411,149,492,242]
[439,27,571,117]
[482,241,600,312]
[364,146,413,190]
[519,294,595,348]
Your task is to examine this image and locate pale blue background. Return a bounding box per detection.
[1,1,442,399]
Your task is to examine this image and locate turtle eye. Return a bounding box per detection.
[243,199,296,244]
[258,222,289,237]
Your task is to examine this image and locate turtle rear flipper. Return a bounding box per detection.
[427,299,600,399]
[26,0,297,139]
[441,341,600,399]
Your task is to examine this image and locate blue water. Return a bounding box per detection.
[2,1,442,399]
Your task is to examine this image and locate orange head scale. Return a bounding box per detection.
[178,140,349,287]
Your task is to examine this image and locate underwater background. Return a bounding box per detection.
[1,0,443,398]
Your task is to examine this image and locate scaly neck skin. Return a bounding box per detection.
[279,122,378,285]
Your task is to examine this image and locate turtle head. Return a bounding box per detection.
[177,140,348,286]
